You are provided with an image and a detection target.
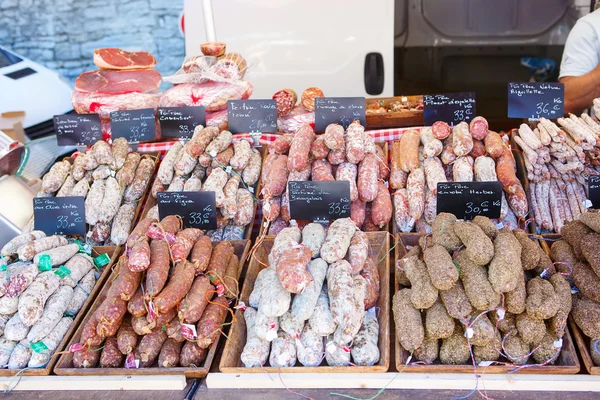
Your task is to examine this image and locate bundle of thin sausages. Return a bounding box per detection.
[72,215,241,369]
[32,138,155,246]
[145,125,260,242]
[392,117,528,233]
[515,113,600,233]
[262,122,392,235]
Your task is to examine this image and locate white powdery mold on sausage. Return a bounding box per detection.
[4,313,30,341]
[327,260,355,336]
[474,156,498,182]
[291,258,328,321]
[33,244,79,268]
[333,274,366,346]
[2,231,46,257]
[92,165,111,180]
[421,127,443,157]
[424,186,437,224]
[27,286,73,343]
[288,124,316,172]
[174,150,198,176]
[183,176,202,192]
[111,137,130,170]
[347,231,369,274]
[167,175,187,192]
[7,339,29,369]
[423,157,446,195]
[5,262,39,298]
[18,271,61,327]
[221,175,241,219]
[301,223,327,258]
[335,162,359,202]
[202,167,228,207]
[325,334,351,366]
[110,203,136,246]
[28,316,73,368]
[98,176,123,223]
[92,141,115,165]
[453,156,474,182]
[206,130,233,155]
[242,148,262,185]
[70,179,90,198]
[280,311,304,339]
[41,160,71,194]
[61,254,94,287]
[0,313,11,336]
[452,121,474,157]
[269,329,297,367]
[56,175,76,197]
[407,168,425,224]
[85,179,106,225]
[0,297,18,315]
[234,188,254,226]
[241,307,271,368]
[230,140,252,171]
[254,307,279,341]
[363,131,377,155]
[394,188,414,233]
[357,154,380,202]
[268,227,302,268]
[324,124,345,150]
[249,267,270,309]
[309,284,336,336]
[320,218,356,264]
[66,270,95,316]
[346,121,366,164]
[351,311,380,366]
[157,142,183,185]
[297,323,324,367]
[258,268,291,318]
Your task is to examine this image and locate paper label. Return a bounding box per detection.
[341,345,351,353]
[54,265,71,278]
[69,343,84,353]
[584,199,593,209]
[209,150,217,157]
[266,328,278,341]
[181,323,198,340]
[465,328,474,339]
[234,301,247,311]
[496,222,504,229]
[326,341,336,354]
[125,352,139,369]
[215,283,225,297]
[0,264,6,272]
[38,254,52,271]
[479,361,493,367]
[554,339,563,348]
[225,166,232,174]
[94,253,110,268]
[497,308,505,321]
[249,186,254,193]
[30,341,48,353]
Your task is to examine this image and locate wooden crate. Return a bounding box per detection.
[259,142,390,236]
[393,233,580,374]
[569,318,600,375]
[219,231,390,373]
[0,246,121,376]
[54,240,250,378]
[365,96,423,130]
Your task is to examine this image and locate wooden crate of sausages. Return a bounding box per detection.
[543,211,600,374]
[0,238,120,376]
[54,215,250,378]
[220,223,390,373]
[392,213,579,374]
[261,122,391,235]
[141,126,262,242]
[34,138,159,246]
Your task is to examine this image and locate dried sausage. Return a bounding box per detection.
[432,121,451,140]
[320,218,356,264]
[145,240,170,299]
[206,130,233,155]
[127,217,156,248]
[221,175,240,219]
[178,275,214,323]
[407,168,425,223]
[335,162,358,201]
[357,154,379,202]
[347,230,369,274]
[116,152,141,186]
[371,181,392,228]
[453,156,474,182]
[423,156,446,195]
[242,148,262,185]
[128,240,151,272]
[398,129,420,172]
[311,159,334,181]
[421,127,443,157]
[98,176,123,223]
[99,337,123,368]
[310,136,330,160]
[85,179,105,225]
[276,245,312,293]
[301,87,324,111]
[180,339,208,367]
[153,261,195,313]
[324,124,344,150]
[109,255,143,301]
[2,231,45,257]
[147,215,180,243]
[135,329,167,367]
[92,140,115,165]
[202,167,228,207]
[127,287,147,317]
[287,124,315,172]
[116,316,138,355]
[41,160,71,194]
[360,258,380,309]
[346,121,366,164]
[469,116,489,140]
[234,188,254,226]
[484,131,504,159]
[190,236,213,274]
[158,338,183,368]
[452,121,474,157]
[230,140,252,171]
[269,134,294,155]
[110,203,136,245]
[206,241,234,283]
[196,296,230,348]
[172,228,203,262]
[124,156,155,202]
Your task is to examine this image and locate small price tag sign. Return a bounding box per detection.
[157,192,217,230]
[110,108,156,143]
[314,97,366,132]
[33,197,86,235]
[157,106,206,140]
[436,182,502,220]
[423,92,476,126]
[588,176,600,209]
[288,181,351,221]
[507,82,564,119]
[227,100,278,134]
[54,114,102,146]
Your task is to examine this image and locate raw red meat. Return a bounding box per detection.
[158,81,252,112]
[75,69,162,94]
[94,48,157,70]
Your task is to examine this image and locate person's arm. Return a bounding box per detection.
[561,66,600,114]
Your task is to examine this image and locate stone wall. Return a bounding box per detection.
[0,0,184,83]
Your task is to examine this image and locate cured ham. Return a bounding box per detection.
[94,48,157,70]
[71,91,160,119]
[158,81,252,112]
[75,69,162,94]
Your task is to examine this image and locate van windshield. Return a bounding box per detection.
[0,48,23,68]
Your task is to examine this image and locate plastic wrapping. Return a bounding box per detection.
[278,105,315,134]
[158,81,253,112]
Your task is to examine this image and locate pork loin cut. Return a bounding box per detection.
[158,81,253,112]
[75,69,162,94]
[94,48,157,70]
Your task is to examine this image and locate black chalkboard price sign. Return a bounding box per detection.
[314,97,366,132]
[157,192,217,230]
[588,176,600,209]
[507,82,564,119]
[158,106,206,140]
[423,92,476,126]
[288,181,351,221]
[33,197,86,235]
[436,182,502,220]
[54,114,102,146]
[110,108,156,143]
[227,100,278,134]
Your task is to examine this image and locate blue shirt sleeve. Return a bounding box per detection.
[559,18,600,79]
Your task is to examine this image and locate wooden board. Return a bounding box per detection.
[219,231,390,373]
[54,240,251,378]
[0,246,121,376]
[0,375,187,391]
[259,142,390,236]
[393,233,580,374]
[569,318,600,375]
[365,96,424,130]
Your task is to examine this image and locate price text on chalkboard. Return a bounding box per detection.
[33,197,86,235]
[508,82,564,119]
[423,92,476,126]
[314,97,366,132]
[227,100,278,134]
[54,114,102,146]
[110,108,156,143]
[157,192,217,230]
[589,176,600,209]
[158,106,206,140]
[436,182,502,219]
[288,181,351,221]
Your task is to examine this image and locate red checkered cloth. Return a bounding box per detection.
[137,127,423,154]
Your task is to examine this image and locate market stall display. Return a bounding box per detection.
[365,96,424,129]
[262,122,391,234]
[0,237,118,375]
[512,114,600,233]
[392,213,578,373]
[142,125,261,241]
[33,138,157,246]
[220,221,389,372]
[54,215,250,377]
[392,118,528,233]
